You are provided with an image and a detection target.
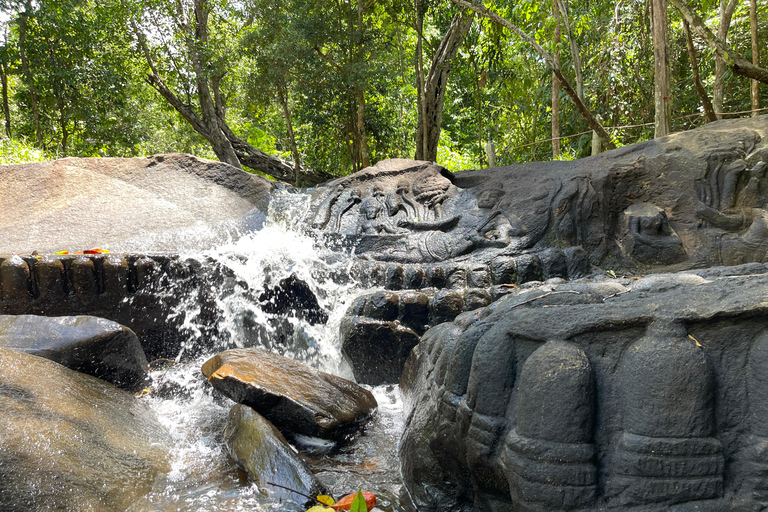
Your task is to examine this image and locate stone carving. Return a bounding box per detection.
[305,117,768,273]
[399,267,768,511]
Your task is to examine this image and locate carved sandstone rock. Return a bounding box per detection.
[306,116,768,274]
[202,348,377,441]
[400,267,768,511]
[0,348,171,511]
[0,314,148,391]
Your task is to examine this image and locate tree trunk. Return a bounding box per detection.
[18,2,41,146]
[124,0,329,185]
[750,0,760,116]
[416,9,474,162]
[713,0,739,118]
[277,82,302,185]
[651,0,671,137]
[0,60,10,138]
[415,0,429,160]
[356,0,370,169]
[684,19,718,122]
[670,0,768,85]
[556,0,583,101]
[552,0,561,159]
[452,0,616,150]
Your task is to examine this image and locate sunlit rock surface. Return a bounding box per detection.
[0,347,171,512]
[0,314,148,391]
[0,153,272,254]
[202,348,378,440]
[225,404,325,504]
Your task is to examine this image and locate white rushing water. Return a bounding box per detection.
[127,189,407,512]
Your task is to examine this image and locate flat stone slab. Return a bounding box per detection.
[0,153,273,254]
[0,314,148,391]
[0,347,171,511]
[202,348,377,441]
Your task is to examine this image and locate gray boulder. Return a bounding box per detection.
[0,153,272,254]
[0,314,148,391]
[0,347,171,512]
[225,404,325,504]
[202,348,377,441]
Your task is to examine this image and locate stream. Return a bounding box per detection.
[125,189,410,512]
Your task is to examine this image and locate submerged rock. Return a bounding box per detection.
[0,347,171,512]
[225,404,325,504]
[0,314,148,391]
[202,348,377,441]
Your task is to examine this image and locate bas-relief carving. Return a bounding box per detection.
[306,117,768,272]
[399,274,768,511]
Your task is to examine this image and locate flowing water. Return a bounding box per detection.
[126,189,410,512]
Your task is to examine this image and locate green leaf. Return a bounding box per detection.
[350,490,367,512]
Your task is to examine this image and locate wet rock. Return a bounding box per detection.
[340,316,421,385]
[0,153,273,254]
[0,347,170,512]
[0,314,148,391]
[258,274,329,325]
[225,404,325,504]
[202,348,377,441]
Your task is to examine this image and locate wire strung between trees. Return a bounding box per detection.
[506,107,768,151]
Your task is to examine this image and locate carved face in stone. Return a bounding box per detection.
[477,188,505,209]
[396,179,410,195]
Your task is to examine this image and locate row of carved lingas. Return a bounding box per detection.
[0,253,165,302]
[350,246,590,291]
[426,321,744,510]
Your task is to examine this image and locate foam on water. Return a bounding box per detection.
[130,189,407,511]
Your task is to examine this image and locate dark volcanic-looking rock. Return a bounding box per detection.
[0,314,148,391]
[225,404,326,504]
[0,153,273,254]
[202,348,377,440]
[399,268,768,511]
[0,347,171,512]
[258,274,328,325]
[305,117,768,274]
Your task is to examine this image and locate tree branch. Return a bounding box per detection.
[450,0,616,149]
[670,0,768,84]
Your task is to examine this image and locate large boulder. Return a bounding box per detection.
[0,153,273,254]
[0,314,148,391]
[225,404,326,504]
[0,347,171,511]
[304,117,768,275]
[202,348,377,441]
[399,265,768,511]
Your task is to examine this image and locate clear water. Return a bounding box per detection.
[128,190,408,512]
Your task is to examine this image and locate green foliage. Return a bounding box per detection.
[0,0,765,174]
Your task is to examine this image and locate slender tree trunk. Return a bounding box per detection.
[277,83,302,185]
[683,20,717,122]
[651,0,671,137]
[18,2,41,146]
[750,0,760,116]
[414,0,427,160]
[416,9,474,162]
[452,0,616,149]
[0,60,10,138]
[714,0,739,118]
[552,0,561,159]
[556,0,583,101]
[356,0,370,168]
[670,0,768,85]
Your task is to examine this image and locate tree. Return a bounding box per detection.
[415,7,474,161]
[670,0,768,85]
[713,0,740,118]
[552,0,561,158]
[651,0,671,137]
[451,0,616,150]
[749,0,760,115]
[122,0,331,184]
